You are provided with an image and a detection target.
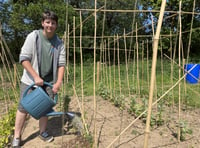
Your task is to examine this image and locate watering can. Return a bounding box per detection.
[20,82,75,120]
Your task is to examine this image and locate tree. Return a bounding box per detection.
[0,0,76,60]
[140,0,200,58]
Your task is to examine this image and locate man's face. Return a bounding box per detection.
[42,19,57,37]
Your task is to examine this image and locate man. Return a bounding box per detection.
[12,10,66,147]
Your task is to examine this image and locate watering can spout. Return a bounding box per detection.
[45,110,76,118]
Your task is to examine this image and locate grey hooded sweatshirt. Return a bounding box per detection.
[19,30,66,85]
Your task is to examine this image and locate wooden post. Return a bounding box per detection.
[97,61,100,84]
[143,0,166,147]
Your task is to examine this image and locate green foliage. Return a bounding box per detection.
[173,120,193,141]
[0,105,17,147]
[179,120,193,141]
[97,82,125,109]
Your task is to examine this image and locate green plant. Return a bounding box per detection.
[0,105,17,147]
[179,120,193,141]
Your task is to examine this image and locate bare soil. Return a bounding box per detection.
[8,96,200,148]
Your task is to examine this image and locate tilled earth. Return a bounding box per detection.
[6,96,200,148]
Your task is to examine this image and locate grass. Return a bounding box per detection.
[61,59,200,108]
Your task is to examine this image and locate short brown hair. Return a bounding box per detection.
[42,10,58,24]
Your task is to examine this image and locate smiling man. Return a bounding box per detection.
[12,10,66,147]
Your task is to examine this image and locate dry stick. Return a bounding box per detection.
[151,14,157,112]
[128,0,138,64]
[133,44,136,93]
[182,59,187,107]
[75,8,200,15]
[65,1,69,83]
[62,2,69,134]
[66,25,70,83]
[99,0,106,83]
[102,43,105,84]
[170,30,175,107]
[186,0,195,64]
[73,16,76,97]
[108,38,112,100]
[173,13,180,62]
[117,34,122,95]
[136,23,140,96]
[93,0,97,147]
[124,29,130,97]
[105,40,109,88]
[79,11,85,123]
[178,1,182,142]
[146,40,150,89]
[160,38,164,93]
[72,85,89,135]
[107,64,196,148]
[143,0,166,147]
[99,43,103,82]
[141,41,144,94]
[113,35,116,95]
[164,54,199,81]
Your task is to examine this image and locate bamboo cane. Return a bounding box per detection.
[143,1,166,147]
[108,38,112,99]
[186,0,195,64]
[136,23,140,96]
[79,11,85,121]
[93,0,97,146]
[117,34,122,95]
[142,41,144,94]
[133,44,136,93]
[124,29,130,97]
[146,40,150,89]
[128,0,138,64]
[66,25,70,83]
[72,85,89,135]
[170,30,175,107]
[73,16,76,97]
[160,38,164,93]
[105,40,109,88]
[65,1,69,84]
[178,1,182,142]
[113,35,116,95]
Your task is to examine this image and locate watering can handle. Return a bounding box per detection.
[22,82,58,104]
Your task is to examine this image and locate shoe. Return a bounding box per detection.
[12,137,21,147]
[39,131,54,142]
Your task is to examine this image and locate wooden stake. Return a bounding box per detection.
[93,0,97,146]
[136,23,140,95]
[124,29,130,97]
[113,35,116,95]
[73,16,76,97]
[178,1,182,142]
[143,1,166,147]
[79,11,85,121]
[117,34,122,95]
[186,0,195,63]
[108,38,112,99]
